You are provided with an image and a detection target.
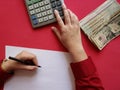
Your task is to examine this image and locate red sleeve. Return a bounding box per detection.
[70,56,104,90]
[0,60,13,90]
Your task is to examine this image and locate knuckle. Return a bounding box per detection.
[21,50,27,54]
[32,55,36,59]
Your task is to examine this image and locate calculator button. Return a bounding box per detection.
[33,19,38,25]
[40,7,46,11]
[51,2,56,8]
[37,13,42,18]
[42,12,47,16]
[30,10,35,15]
[35,8,41,13]
[38,18,43,23]
[27,1,33,6]
[47,10,52,14]
[59,11,64,16]
[34,3,39,8]
[50,0,55,2]
[28,5,34,10]
[48,14,54,20]
[39,1,44,6]
[52,8,56,12]
[57,6,62,11]
[45,5,51,10]
[31,15,37,20]
[56,1,61,6]
[43,16,49,21]
[56,7,63,14]
[33,0,40,3]
[44,0,50,5]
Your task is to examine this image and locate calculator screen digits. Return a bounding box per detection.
[25,0,64,28]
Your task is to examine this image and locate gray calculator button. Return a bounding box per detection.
[42,12,47,16]
[44,0,50,5]
[47,10,52,14]
[30,10,35,15]
[44,16,49,21]
[48,14,54,20]
[37,13,42,18]
[38,18,43,23]
[28,5,34,10]
[45,5,51,10]
[40,7,46,11]
[35,8,40,13]
[39,1,44,6]
[34,3,39,8]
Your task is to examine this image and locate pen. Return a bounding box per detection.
[9,56,41,68]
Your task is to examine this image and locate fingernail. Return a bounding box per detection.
[54,9,57,12]
[63,3,66,8]
[51,26,54,29]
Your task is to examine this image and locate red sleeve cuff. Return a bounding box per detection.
[70,56,96,79]
[0,60,13,84]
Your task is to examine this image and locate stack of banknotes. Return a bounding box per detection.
[80,0,120,50]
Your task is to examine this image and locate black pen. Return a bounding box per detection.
[9,56,41,68]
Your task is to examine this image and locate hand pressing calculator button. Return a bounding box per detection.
[25,0,64,28]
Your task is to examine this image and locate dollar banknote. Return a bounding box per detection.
[90,13,120,50]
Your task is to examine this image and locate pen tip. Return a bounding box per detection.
[38,66,41,68]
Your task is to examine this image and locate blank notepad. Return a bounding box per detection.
[4,46,75,90]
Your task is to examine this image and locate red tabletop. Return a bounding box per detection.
[0,0,120,90]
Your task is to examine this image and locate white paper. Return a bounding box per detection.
[4,46,75,90]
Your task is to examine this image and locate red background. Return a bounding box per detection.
[0,0,120,90]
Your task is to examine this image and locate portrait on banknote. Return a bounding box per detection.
[91,26,115,49]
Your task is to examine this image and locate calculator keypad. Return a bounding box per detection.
[25,0,64,28]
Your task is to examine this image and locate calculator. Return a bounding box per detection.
[25,0,64,28]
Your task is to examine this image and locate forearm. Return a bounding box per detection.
[70,57,104,90]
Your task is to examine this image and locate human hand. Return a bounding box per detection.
[1,51,39,73]
[52,4,88,62]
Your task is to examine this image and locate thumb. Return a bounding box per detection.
[51,26,61,40]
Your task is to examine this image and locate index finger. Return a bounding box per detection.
[62,4,71,24]
[31,56,38,66]
[20,51,39,66]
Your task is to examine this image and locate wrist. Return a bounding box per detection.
[69,47,88,62]
[1,59,14,74]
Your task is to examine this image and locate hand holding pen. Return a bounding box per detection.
[1,51,41,73]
